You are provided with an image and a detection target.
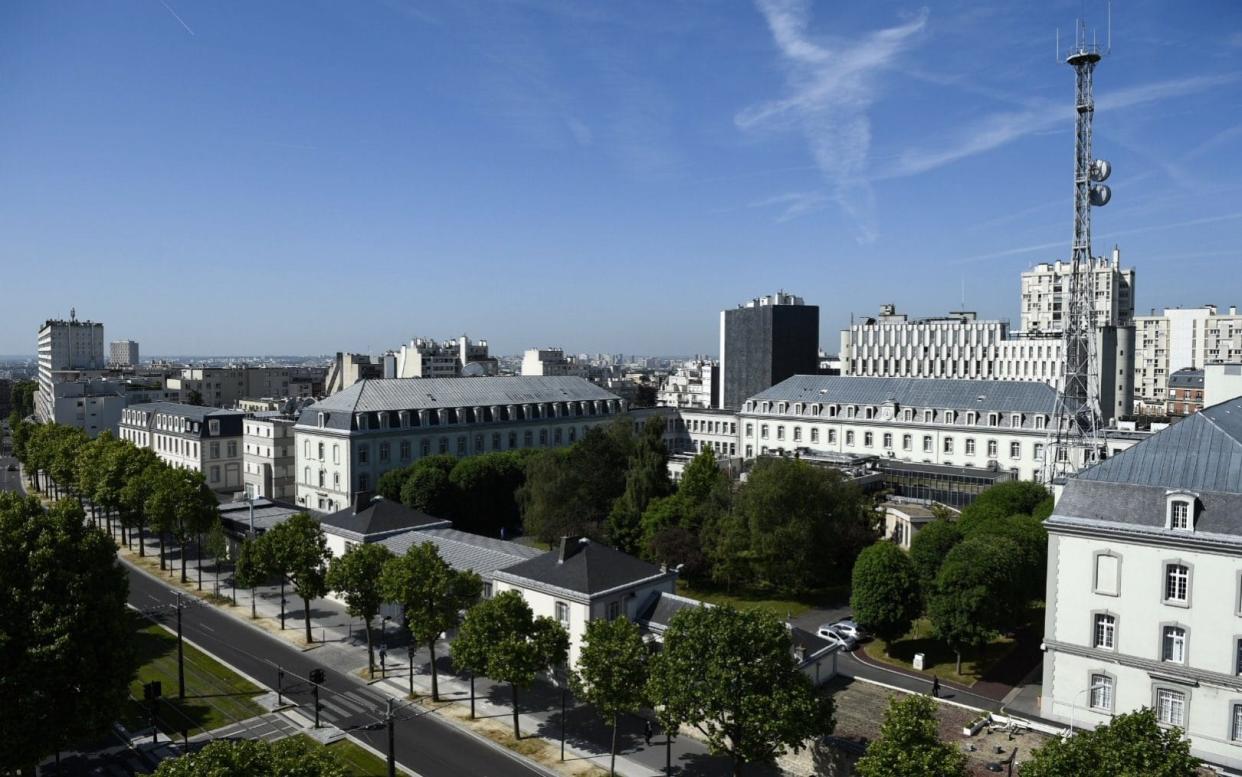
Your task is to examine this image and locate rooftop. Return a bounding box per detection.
[1168,368,1205,389]
[748,375,1061,415]
[318,498,450,541]
[125,401,245,421]
[494,536,672,597]
[377,528,542,577]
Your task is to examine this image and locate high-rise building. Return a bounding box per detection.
[109,340,140,368]
[1019,247,1135,334]
[718,291,819,410]
[1133,305,1242,413]
[36,311,105,422]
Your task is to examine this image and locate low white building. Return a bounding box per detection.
[46,379,125,438]
[243,413,297,501]
[119,402,245,492]
[492,536,678,665]
[292,376,626,513]
[1041,398,1242,772]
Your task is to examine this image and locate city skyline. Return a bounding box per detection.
[2,1,1239,356]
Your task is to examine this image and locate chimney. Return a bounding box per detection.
[352,491,372,515]
[557,536,587,563]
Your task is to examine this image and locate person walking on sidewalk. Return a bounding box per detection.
[931,675,941,698]
[643,719,653,747]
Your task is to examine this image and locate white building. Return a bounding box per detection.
[656,360,718,409]
[1134,306,1242,413]
[119,402,245,492]
[1041,398,1242,772]
[1020,248,1135,334]
[243,414,297,501]
[521,348,586,377]
[292,376,626,512]
[46,379,125,437]
[389,336,497,379]
[739,375,1068,482]
[1205,364,1242,409]
[166,366,326,408]
[492,536,678,665]
[109,340,140,368]
[37,313,105,422]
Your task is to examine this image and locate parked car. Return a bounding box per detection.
[828,618,869,643]
[815,624,857,650]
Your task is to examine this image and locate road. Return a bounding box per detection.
[126,562,549,777]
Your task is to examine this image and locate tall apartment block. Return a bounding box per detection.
[109,340,140,368]
[36,312,105,422]
[719,291,819,410]
[1134,305,1242,413]
[1019,247,1135,333]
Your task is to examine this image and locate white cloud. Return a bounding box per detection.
[737,0,929,243]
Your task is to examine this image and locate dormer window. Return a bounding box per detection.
[1166,491,1197,531]
[318,412,325,428]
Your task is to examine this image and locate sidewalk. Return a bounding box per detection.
[120,525,733,777]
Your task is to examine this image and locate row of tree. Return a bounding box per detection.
[8,381,37,419]
[856,692,1200,777]
[850,480,1054,672]
[376,450,532,536]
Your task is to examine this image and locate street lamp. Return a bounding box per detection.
[1068,681,1111,734]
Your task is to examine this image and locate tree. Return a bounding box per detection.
[607,417,671,554]
[399,455,457,517]
[725,457,876,594]
[855,694,968,777]
[572,618,648,775]
[119,447,162,557]
[647,606,833,775]
[966,514,1048,591]
[261,513,332,644]
[850,542,921,650]
[0,495,134,771]
[233,535,267,619]
[153,736,347,777]
[1020,708,1200,777]
[517,449,585,544]
[11,380,38,418]
[957,480,1050,532]
[381,542,481,699]
[185,389,204,406]
[146,467,217,582]
[327,543,395,677]
[452,591,569,738]
[204,519,229,597]
[10,415,34,463]
[449,451,528,536]
[927,535,1024,674]
[74,432,110,528]
[908,519,963,593]
[376,464,414,502]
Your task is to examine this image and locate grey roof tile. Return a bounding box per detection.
[494,538,670,596]
[376,528,542,577]
[748,376,1061,414]
[318,499,450,539]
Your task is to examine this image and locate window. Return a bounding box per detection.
[318,442,325,460]
[883,433,892,448]
[1093,613,1116,649]
[358,445,369,464]
[923,435,933,453]
[607,601,621,621]
[1089,674,1113,711]
[902,434,912,451]
[481,582,493,599]
[776,426,785,441]
[304,466,310,484]
[210,465,220,483]
[846,431,855,446]
[379,442,390,462]
[965,438,976,456]
[333,444,340,464]
[1170,501,1190,530]
[793,427,801,442]
[1161,626,1186,663]
[523,431,533,447]
[1094,553,1120,596]
[810,428,819,443]
[1156,688,1185,727]
[987,440,998,458]
[359,473,369,491]
[761,424,769,439]
[828,429,837,444]
[943,438,954,454]
[210,441,220,459]
[555,601,570,626]
[208,419,220,436]
[864,432,873,447]
[745,423,754,437]
[400,441,411,460]
[1233,704,1242,742]
[1034,443,1044,460]
[423,439,433,456]
[334,472,340,489]
[458,436,468,455]
[1165,564,1189,603]
[1009,442,1021,459]
[538,429,547,446]
[439,437,449,454]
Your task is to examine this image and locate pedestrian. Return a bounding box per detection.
[643,719,653,747]
[932,675,940,698]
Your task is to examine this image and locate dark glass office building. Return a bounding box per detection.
[719,292,819,410]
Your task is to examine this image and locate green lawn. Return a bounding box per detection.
[675,579,847,619]
[324,738,397,776]
[121,611,265,738]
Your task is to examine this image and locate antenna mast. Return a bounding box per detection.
[1047,14,1113,483]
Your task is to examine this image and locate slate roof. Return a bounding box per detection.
[1051,398,1242,538]
[217,498,304,535]
[377,528,542,577]
[318,498,450,540]
[634,591,705,630]
[747,376,1061,415]
[1168,368,1205,389]
[127,401,245,422]
[297,376,619,430]
[493,538,673,597]
[788,625,836,662]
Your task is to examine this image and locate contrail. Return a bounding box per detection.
[158,0,196,36]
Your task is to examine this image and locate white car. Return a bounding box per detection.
[828,618,869,643]
[815,624,857,650]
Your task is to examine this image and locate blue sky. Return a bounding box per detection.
[1,1,1239,357]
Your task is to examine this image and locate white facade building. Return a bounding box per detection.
[656,360,718,409]
[521,348,585,377]
[390,336,497,379]
[1205,364,1242,409]
[841,307,1019,381]
[109,340,140,368]
[243,414,297,500]
[1134,306,1242,413]
[37,314,105,422]
[1019,248,1135,334]
[47,379,125,437]
[1041,399,1242,772]
[119,402,245,492]
[292,376,626,512]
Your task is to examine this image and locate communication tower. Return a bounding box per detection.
[1048,16,1113,481]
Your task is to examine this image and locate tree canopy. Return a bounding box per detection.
[153,736,347,777]
[855,694,968,777]
[572,618,649,775]
[849,541,922,649]
[647,605,833,772]
[1020,708,1200,777]
[0,495,134,771]
[927,535,1024,673]
[326,542,394,676]
[957,480,1051,533]
[259,513,332,643]
[908,519,963,593]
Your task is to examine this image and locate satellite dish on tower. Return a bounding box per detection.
[1089,185,1112,206]
[1090,159,1111,182]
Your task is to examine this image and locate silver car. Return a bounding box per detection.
[815,624,857,650]
[828,618,869,643]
